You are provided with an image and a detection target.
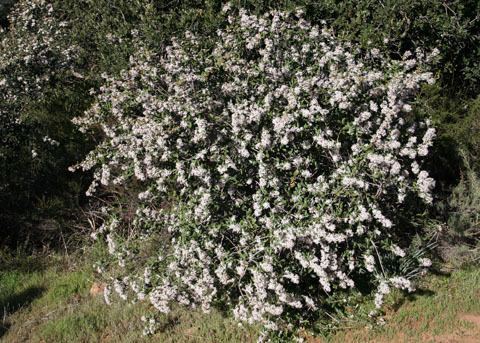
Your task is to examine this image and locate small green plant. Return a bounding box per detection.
[437,153,480,266]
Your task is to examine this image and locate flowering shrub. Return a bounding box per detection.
[0,0,151,245]
[0,0,84,241]
[74,6,438,340]
[0,0,80,136]
[0,0,75,156]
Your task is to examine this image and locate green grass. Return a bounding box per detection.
[0,252,258,343]
[1,252,479,343]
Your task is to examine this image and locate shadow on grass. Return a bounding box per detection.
[429,268,452,277]
[407,288,435,299]
[0,255,48,274]
[0,286,45,338]
[158,315,181,333]
[0,322,10,338]
[390,287,436,312]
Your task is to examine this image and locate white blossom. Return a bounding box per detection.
[73,7,438,339]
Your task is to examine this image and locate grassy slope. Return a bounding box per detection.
[0,253,479,343]
[0,253,258,343]
[328,267,480,343]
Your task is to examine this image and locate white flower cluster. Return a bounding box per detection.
[74,6,437,338]
[0,0,79,170]
[0,0,79,106]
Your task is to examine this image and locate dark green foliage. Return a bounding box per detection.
[419,87,480,186]
[0,0,15,27]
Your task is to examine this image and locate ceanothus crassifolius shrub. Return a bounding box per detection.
[73,5,438,340]
[0,0,84,243]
